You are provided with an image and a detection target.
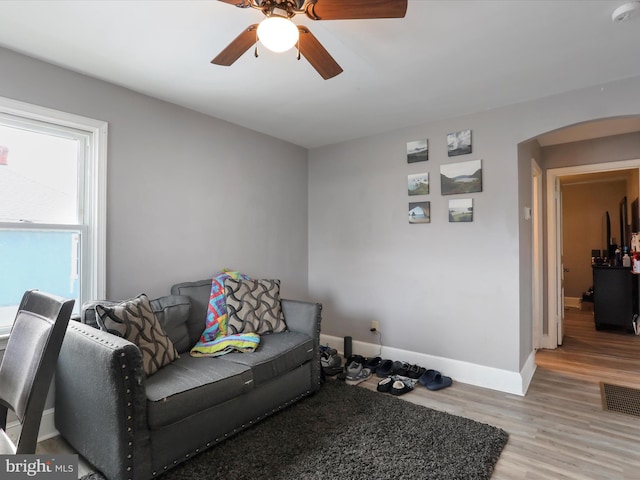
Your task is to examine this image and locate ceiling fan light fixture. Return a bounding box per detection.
[257,15,299,53]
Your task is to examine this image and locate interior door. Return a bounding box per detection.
[555,177,565,345]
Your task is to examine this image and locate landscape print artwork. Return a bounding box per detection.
[449,198,473,222]
[440,159,482,195]
[408,172,429,196]
[408,201,430,224]
[407,139,428,163]
[447,129,472,157]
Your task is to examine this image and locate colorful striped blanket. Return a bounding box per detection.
[190,270,261,357]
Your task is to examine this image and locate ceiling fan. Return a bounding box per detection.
[212,0,408,79]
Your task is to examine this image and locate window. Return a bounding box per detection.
[0,97,107,336]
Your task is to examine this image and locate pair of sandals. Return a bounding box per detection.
[376,375,416,396]
[418,369,453,391]
[373,358,425,379]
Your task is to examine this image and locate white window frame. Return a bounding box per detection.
[0,96,107,344]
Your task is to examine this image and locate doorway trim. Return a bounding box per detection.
[545,158,640,349]
[532,159,543,349]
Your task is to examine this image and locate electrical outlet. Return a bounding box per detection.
[370,320,379,332]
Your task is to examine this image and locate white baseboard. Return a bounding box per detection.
[564,297,582,309]
[321,334,535,396]
[6,408,59,445]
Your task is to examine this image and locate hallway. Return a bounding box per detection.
[536,306,640,388]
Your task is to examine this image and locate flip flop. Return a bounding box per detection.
[426,373,453,391]
[418,369,439,386]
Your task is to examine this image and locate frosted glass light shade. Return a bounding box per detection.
[257,16,299,53]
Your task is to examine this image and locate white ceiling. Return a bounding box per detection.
[0,0,639,149]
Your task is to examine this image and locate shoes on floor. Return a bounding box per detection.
[345,361,372,385]
[391,376,416,396]
[364,356,382,373]
[377,376,394,393]
[321,346,343,376]
[376,375,416,395]
[418,369,439,386]
[425,373,453,391]
[406,364,426,379]
[376,359,394,377]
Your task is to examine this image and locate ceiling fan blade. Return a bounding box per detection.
[297,26,343,80]
[217,0,252,7]
[305,0,408,20]
[211,25,258,66]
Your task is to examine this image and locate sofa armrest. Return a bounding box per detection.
[281,299,323,392]
[55,322,152,480]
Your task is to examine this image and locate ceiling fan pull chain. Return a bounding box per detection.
[296,41,301,60]
[254,28,259,58]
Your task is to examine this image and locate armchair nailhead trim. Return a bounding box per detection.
[70,323,140,480]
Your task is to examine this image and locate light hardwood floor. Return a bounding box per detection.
[363,306,639,480]
[43,307,640,479]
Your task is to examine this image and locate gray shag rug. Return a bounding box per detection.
[82,380,508,480]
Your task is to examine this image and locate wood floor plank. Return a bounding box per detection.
[359,308,640,479]
[42,307,640,479]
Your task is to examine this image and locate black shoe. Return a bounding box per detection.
[377,376,393,393]
[364,356,382,373]
[376,359,394,378]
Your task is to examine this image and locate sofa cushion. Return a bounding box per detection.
[150,295,191,353]
[145,355,253,429]
[223,332,313,386]
[82,295,191,353]
[225,278,287,335]
[170,279,217,350]
[95,294,179,376]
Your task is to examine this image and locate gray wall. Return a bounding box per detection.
[0,47,309,302]
[2,43,640,387]
[309,75,640,374]
[542,132,640,170]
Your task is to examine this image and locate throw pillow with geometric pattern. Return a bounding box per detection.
[224,278,287,335]
[95,293,179,376]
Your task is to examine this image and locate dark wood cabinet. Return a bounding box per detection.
[592,266,638,330]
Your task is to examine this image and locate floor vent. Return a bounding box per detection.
[600,382,640,417]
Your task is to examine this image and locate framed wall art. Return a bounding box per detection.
[408,201,430,224]
[449,198,473,222]
[408,172,429,196]
[407,139,428,163]
[440,159,482,195]
[447,129,472,157]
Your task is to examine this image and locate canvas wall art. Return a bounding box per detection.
[408,201,430,224]
[408,172,429,196]
[447,130,472,157]
[440,159,482,195]
[449,198,473,222]
[407,139,428,163]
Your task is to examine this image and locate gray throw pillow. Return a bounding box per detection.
[95,294,179,376]
[224,278,287,334]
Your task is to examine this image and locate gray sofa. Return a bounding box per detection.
[54,279,322,480]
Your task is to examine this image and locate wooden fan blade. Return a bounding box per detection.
[217,0,252,7]
[305,0,408,20]
[211,25,258,66]
[297,26,343,80]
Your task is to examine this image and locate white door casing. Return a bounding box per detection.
[545,159,640,349]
